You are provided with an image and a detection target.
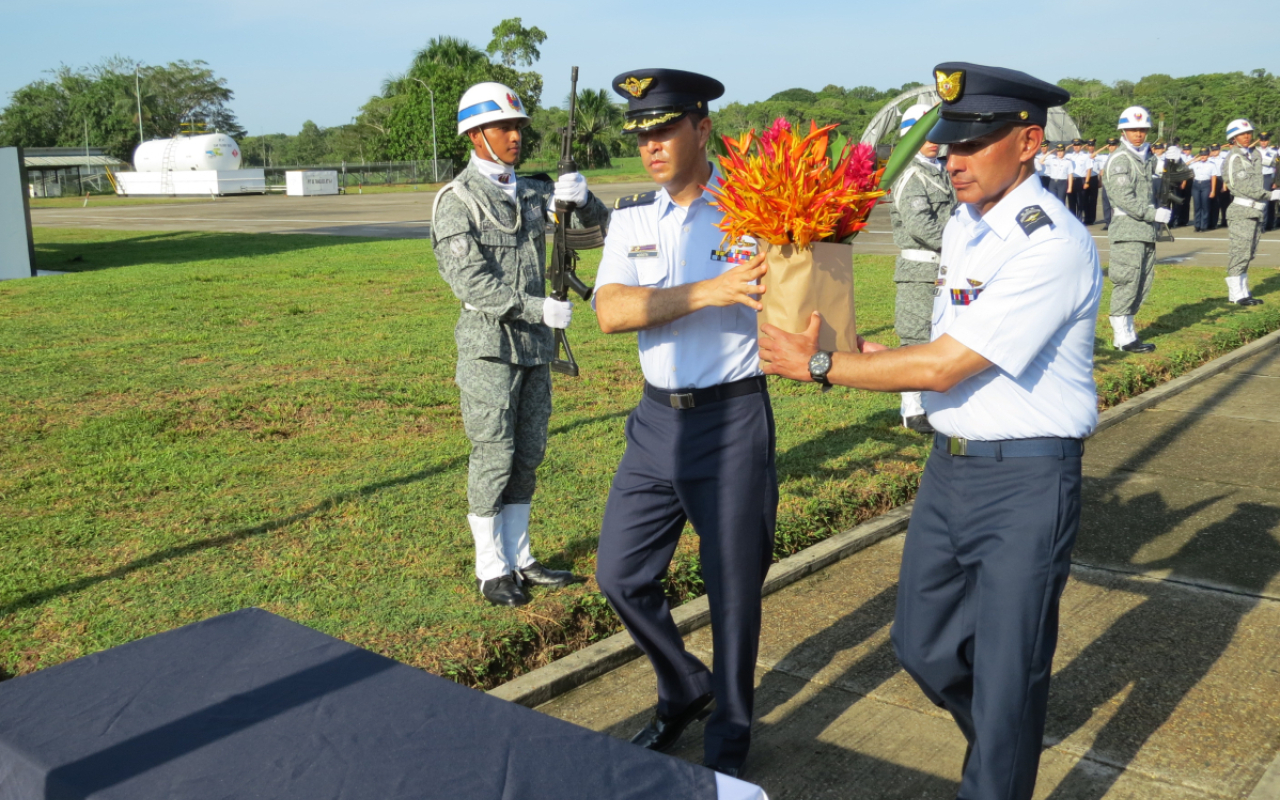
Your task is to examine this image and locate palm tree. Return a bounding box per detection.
[572,89,624,169]
[410,36,488,72]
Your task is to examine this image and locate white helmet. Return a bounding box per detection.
[1117,106,1151,130]
[456,82,530,136]
[1226,118,1254,142]
[898,103,933,138]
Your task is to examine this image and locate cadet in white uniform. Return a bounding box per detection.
[1044,143,1072,202]
[1190,147,1217,231]
[1260,132,1277,231]
[759,62,1102,800]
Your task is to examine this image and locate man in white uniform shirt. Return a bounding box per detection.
[1066,138,1091,219]
[593,68,776,780]
[1259,132,1277,231]
[760,62,1102,800]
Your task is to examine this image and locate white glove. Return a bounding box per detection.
[1153,207,1172,224]
[1271,189,1280,201]
[554,172,589,206]
[542,297,573,329]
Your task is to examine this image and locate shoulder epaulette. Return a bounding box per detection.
[614,191,657,210]
[1016,205,1052,236]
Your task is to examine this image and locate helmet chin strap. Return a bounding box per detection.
[480,130,516,167]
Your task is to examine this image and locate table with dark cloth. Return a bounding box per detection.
[0,608,765,800]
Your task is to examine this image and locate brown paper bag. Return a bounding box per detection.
[758,241,857,353]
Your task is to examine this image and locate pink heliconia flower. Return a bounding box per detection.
[759,117,792,159]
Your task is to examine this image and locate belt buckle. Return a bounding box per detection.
[948,437,968,456]
[669,392,695,410]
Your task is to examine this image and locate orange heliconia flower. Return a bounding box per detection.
[706,118,885,248]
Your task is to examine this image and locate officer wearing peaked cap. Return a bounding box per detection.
[593,68,777,779]
[759,62,1102,800]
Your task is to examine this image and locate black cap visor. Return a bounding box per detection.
[929,114,1018,145]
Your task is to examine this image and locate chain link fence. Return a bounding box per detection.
[261,160,455,190]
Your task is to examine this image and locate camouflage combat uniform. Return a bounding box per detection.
[1224,145,1267,279]
[1101,143,1158,316]
[890,156,956,346]
[431,161,609,516]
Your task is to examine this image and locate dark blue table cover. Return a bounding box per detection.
[0,608,718,800]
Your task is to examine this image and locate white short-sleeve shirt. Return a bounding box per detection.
[924,175,1103,441]
[594,165,762,391]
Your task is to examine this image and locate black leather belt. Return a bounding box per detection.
[934,433,1083,459]
[644,375,767,410]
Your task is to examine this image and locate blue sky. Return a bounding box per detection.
[3,1,1274,138]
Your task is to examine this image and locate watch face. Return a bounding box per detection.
[810,351,832,380]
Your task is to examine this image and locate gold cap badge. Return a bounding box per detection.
[936,70,963,103]
[619,76,654,99]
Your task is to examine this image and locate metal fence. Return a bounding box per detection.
[260,160,454,189]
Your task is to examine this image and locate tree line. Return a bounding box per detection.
[3,38,1276,170]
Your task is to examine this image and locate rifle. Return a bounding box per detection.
[1155,157,1194,242]
[548,66,605,377]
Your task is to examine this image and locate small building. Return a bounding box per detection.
[22,147,128,197]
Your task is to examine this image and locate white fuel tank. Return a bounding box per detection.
[133,134,242,172]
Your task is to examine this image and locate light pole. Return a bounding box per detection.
[135,67,144,146]
[412,78,439,182]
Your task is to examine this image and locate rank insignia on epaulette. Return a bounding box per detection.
[951,288,983,305]
[614,191,657,210]
[1016,205,1052,235]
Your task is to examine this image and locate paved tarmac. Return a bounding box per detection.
[535,341,1280,799]
[29,185,1280,269]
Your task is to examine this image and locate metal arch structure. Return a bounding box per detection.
[860,86,1082,145]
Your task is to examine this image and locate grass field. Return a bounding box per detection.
[3,228,1279,688]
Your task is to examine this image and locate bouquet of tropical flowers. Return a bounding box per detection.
[705,117,887,353]
[707,118,885,247]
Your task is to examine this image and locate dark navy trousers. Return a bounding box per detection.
[596,388,777,770]
[892,437,1081,800]
[1193,180,1212,231]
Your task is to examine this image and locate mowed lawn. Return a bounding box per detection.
[2,227,1278,688]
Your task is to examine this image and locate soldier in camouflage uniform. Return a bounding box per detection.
[1102,106,1168,353]
[1222,119,1273,306]
[889,103,956,433]
[431,81,610,607]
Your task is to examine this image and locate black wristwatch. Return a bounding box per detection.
[808,351,833,387]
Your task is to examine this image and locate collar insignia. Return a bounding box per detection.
[619,76,654,99]
[935,70,963,103]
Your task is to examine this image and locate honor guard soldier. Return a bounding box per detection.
[758,62,1102,800]
[890,103,957,433]
[593,68,776,779]
[1045,143,1071,202]
[1259,132,1277,231]
[1097,137,1119,228]
[1223,118,1273,305]
[1190,147,1217,231]
[1103,106,1167,352]
[431,81,610,607]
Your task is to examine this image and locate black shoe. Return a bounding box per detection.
[904,414,935,435]
[1101,224,1109,231]
[478,574,528,607]
[518,561,578,588]
[630,693,714,752]
[704,762,741,779]
[1119,339,1156,353]
[1237,296,1264,306]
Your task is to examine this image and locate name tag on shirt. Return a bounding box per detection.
[628,244,659,259]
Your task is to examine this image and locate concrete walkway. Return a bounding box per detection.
[534,340,1280,799]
